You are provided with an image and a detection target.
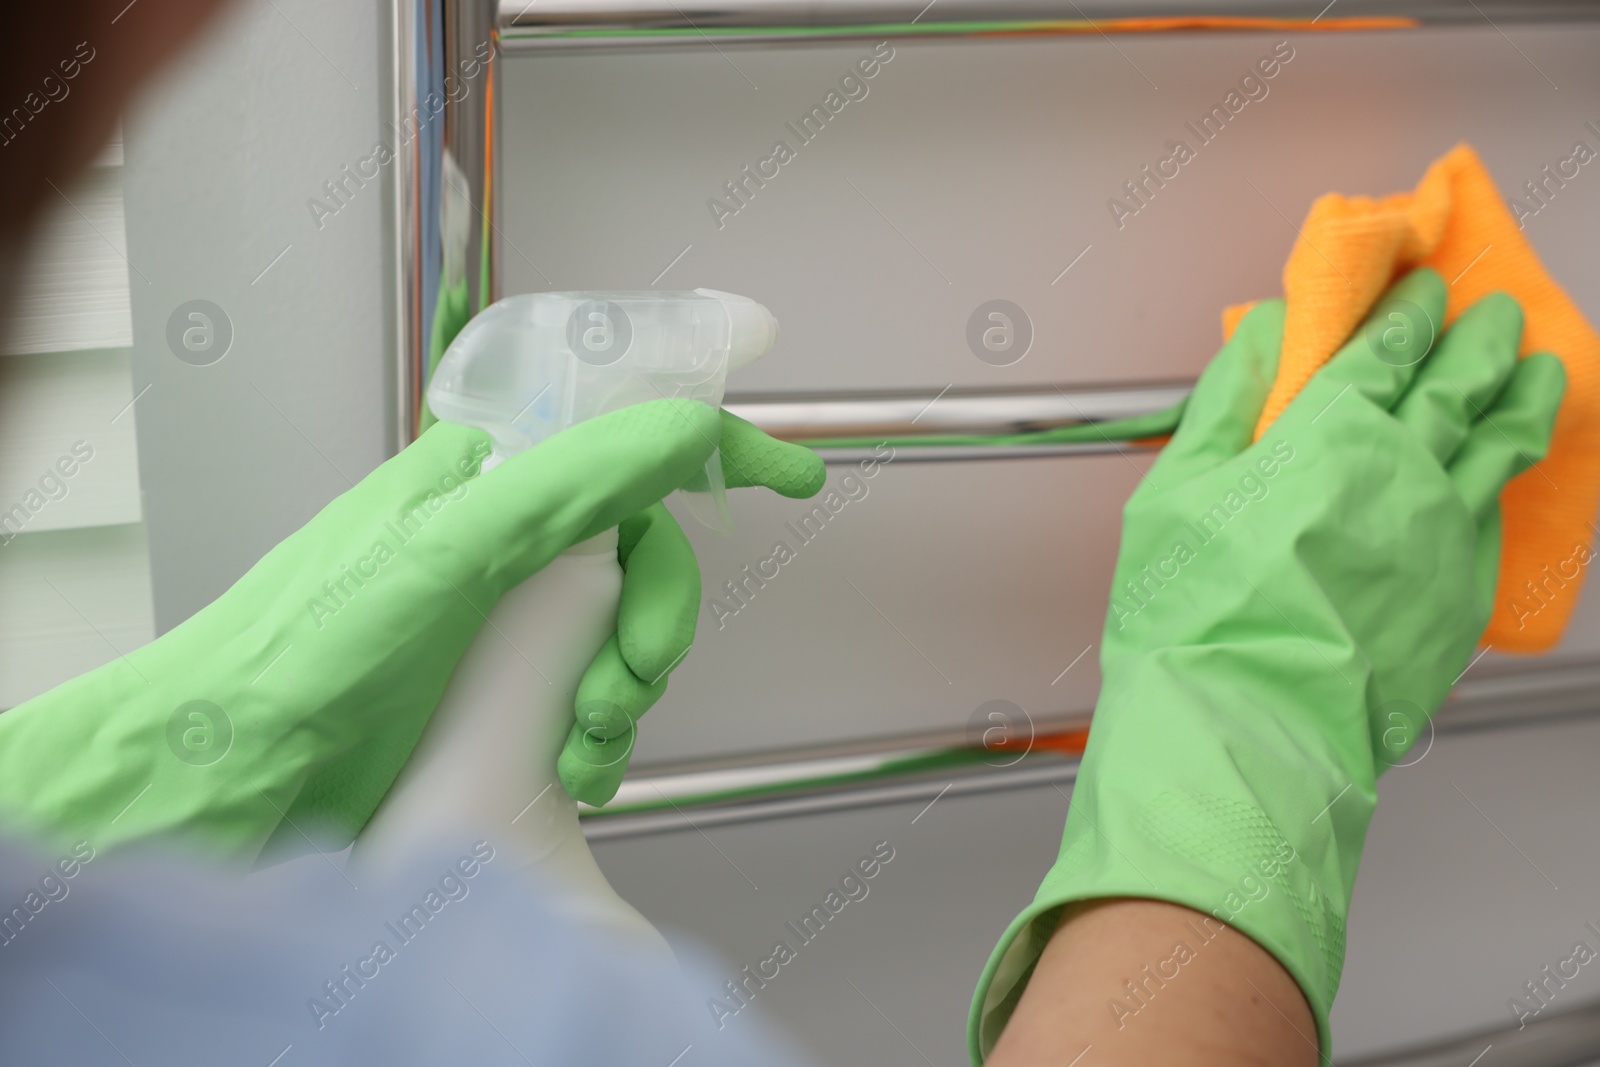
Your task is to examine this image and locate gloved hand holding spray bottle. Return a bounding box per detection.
[354,290,780,949]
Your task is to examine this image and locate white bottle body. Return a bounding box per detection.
[354,531,665,953]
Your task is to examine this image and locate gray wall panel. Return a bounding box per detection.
[1336,711,1600,1057]
[123,0,395,628]
[500,27,1600,395]
[595,713,1600,1064]
[501,24,1600,766]
[594,774,1070,1066]
[642,451,1145,764]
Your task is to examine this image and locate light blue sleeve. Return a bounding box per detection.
[0,835,814,1067]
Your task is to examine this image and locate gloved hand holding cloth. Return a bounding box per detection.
[971,267,1566,1061]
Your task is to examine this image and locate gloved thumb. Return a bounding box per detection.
[1146,299,1286,488]
[719,411,826,498]
[441,398,722,595]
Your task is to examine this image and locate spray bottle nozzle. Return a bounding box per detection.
[427,289,777,533]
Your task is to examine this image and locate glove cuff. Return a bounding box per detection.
[968,652,1381,1064]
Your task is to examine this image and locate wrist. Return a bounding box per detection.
[1088,652,1381,1039]
[985,898,1318,1067]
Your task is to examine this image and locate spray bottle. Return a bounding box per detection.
[353,290,777,949]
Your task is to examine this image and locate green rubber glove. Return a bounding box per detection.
[0,400,823,861]
[554,411,825,807]
[969,268,1567,1063]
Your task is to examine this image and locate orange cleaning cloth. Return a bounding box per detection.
[1220,143,1600,653]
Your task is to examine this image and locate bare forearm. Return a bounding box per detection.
[985,898,1318,1067]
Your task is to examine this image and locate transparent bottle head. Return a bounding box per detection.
[427,289,778,533]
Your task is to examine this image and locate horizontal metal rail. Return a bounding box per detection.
[804,439,1164,463]
[582,753,1080,840]
[498,0,1600,50]
[724,383,1190,439]
[1340,996,1600,1067]
[581,659,1600,840]
[725,382,1185,462]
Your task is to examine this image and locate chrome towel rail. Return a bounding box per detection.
[725,382,1190,463]
[1340,996,1600,1067]
[497,0,1600,51]
[580,660,1600,840]
[393,0,1600,444]
[725,383,1191,440]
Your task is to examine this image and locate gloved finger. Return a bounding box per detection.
[1392,292,1525,465]
[1446,351,1566,521]
[1471,504,1504,628]
[569,634,668,743]
[1147,299,1285,485]
[558,714,639,807]
[615,502,700,689]
[1313,267,1446,414]
[563,506,693,761]
[719,410,827,497]
[447,398,721,592]
[560,422,817,806]
[560,503,692,769]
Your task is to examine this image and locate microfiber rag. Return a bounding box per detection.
[1223,143,1600,653]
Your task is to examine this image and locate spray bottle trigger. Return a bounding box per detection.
[678,451,734,535]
